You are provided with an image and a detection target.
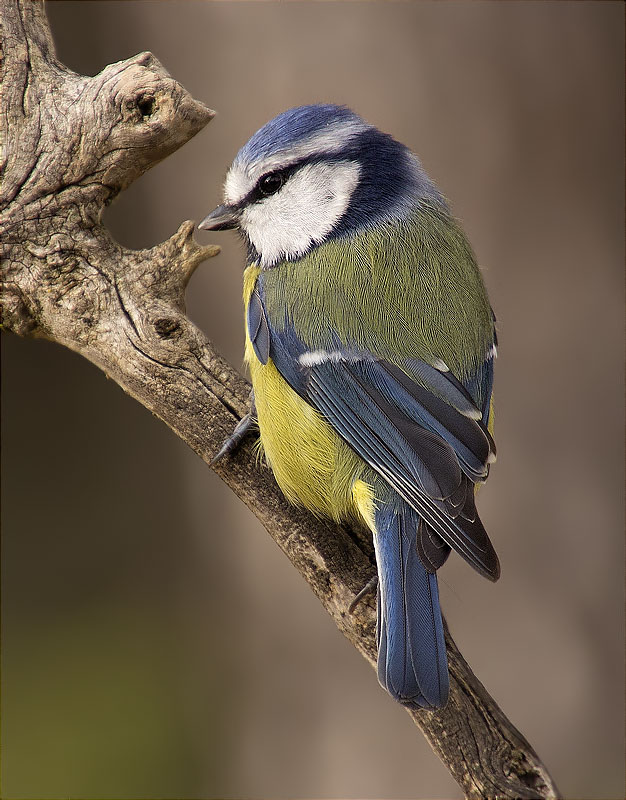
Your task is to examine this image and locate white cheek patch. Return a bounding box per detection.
[241,160,361,266]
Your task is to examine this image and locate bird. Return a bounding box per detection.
[199,104,499,710]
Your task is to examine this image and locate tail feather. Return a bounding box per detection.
[374,504,449,709]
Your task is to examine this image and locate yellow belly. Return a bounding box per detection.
[243,266,371,524]
[248,346,366,521]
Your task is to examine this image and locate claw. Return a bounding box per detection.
[211,412,256,465]
[211,390,256,465]
[348,574,378,613]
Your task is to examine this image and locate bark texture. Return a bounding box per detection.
[0,2,560,797]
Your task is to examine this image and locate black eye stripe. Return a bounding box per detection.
[244,161,302,205]
[238,153,355,209]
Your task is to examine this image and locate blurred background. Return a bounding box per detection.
[2,2,624,798]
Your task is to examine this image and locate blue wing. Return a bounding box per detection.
[305,356,498,579]
[248,284,499,581]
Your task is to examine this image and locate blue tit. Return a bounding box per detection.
[199,104,499,710]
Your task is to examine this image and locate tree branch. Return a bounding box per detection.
[0,2,560,797]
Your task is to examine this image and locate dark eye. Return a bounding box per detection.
[258,172,284,196]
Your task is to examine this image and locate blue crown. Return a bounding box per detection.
[235,104,365,165]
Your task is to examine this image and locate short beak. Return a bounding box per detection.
[198,204,241,231]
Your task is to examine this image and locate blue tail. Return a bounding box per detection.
[373,503,449,709]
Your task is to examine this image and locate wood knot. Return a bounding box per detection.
[136,93,156,119]
[154,317,180,338]
[126,91,158,122]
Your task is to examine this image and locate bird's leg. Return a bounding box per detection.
[211,390,257,464]
[348,574,378,613]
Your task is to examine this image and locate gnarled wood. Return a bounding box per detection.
[0,1,560,797]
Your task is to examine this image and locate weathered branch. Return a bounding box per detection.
[0,2,560,797]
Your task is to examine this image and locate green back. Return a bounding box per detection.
[260,204,494,382]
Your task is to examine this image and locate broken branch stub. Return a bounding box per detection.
[1,1,218,343]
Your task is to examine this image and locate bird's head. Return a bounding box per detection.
[199,104,443,267]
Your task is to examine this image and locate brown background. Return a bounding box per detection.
[2,2,624,798]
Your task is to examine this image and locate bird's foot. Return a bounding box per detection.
[348,575,378,613]
[211,392,257,465]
